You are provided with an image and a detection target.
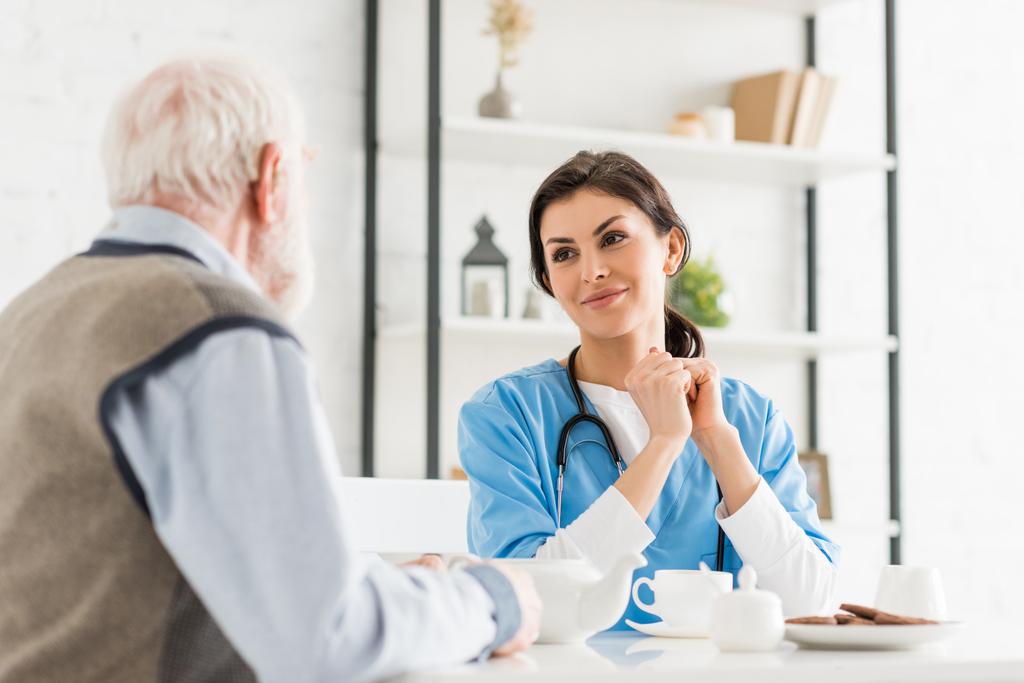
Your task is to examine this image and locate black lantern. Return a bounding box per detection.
[461,215,509,318]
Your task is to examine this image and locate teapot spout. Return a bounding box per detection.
[579,553,648,633]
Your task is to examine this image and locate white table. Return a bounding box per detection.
[390,623,1024,683]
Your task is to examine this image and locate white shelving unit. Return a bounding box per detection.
[381,317,897,360]
[383,116,895,187]
[691,0,861,16]
[367,0,901,602]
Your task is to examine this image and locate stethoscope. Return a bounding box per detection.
[556,345,728,573]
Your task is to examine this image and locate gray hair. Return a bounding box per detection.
[101,57,304,210]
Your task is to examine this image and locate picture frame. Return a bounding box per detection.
[798,450,833,520]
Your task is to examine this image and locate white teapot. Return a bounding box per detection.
[709,565,784,652]
[495,554,648,643]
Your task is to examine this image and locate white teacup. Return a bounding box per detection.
[632,569,733,636]
[874,565,948,621]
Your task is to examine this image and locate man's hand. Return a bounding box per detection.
[400,554,444,571]
[490,564,542,657]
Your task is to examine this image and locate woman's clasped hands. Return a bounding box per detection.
[624,347,730,451]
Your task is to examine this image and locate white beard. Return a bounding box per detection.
[251,212,315,322]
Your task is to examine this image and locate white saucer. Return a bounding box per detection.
[785,621,965,650]
[625,618,709,639]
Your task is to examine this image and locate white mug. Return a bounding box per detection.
[701,105,735,143]
[632,569,732,636]
[874,565,947,621]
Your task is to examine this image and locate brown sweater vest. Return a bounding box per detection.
[0,240,296,682]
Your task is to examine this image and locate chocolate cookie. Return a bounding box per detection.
[785,616,838,625]
[839,603,879,620]
[834,613,877,625]
[873,611,938,625]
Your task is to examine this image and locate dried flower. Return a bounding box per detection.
[482,0,534,70]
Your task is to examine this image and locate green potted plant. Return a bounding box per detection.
[668,255,733,328]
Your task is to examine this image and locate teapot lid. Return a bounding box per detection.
[717,565,781,608]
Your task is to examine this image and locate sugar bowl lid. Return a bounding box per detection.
[717,565,781,608]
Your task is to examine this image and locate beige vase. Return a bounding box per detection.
[478,71,522,119]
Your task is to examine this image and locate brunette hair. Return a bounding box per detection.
[527,150,704,358]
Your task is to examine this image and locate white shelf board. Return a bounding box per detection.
[821,519,901,539]
[685,0,861,16]
[379,317,898,359]
[408,117,895,187]
[703,328,899,357]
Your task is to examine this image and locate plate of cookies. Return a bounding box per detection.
[784,603,964,650]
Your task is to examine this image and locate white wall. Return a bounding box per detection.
[898,0,1024,623]
[0,0,366,474]
[2,0,1022,623]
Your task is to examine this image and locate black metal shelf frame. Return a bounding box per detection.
[362,0,902,562]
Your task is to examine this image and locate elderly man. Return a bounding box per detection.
[0,58,539,683]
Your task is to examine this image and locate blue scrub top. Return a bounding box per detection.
[458,358,840,631]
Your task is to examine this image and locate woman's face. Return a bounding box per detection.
[539,189,684,341]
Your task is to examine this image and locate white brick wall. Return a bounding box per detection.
[0,0,366,474]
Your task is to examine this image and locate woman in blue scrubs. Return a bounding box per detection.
[459,151,839,629]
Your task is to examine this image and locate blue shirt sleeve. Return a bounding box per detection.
[107,328,519,682]
[459,391,557,559]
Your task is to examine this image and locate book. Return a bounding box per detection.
[730,70,800,144]
[788,68,824,147]
[806,74,838,147]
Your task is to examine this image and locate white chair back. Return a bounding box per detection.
[340,477,471,554]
